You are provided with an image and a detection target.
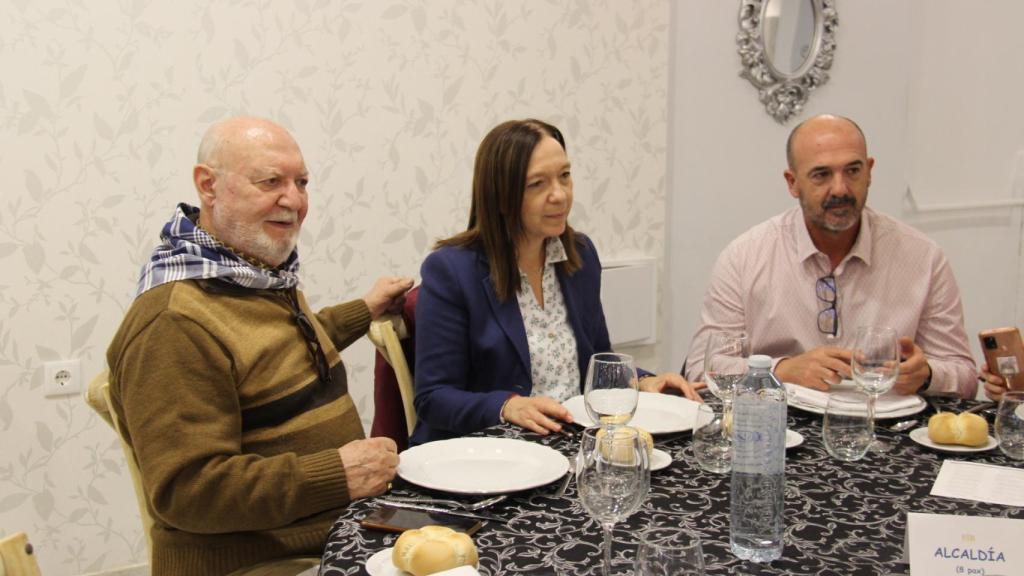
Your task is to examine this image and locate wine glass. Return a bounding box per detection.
[995,390,1024,460]
[577,426,650,576]
[634,527,705,576]
[823,390,873,461]
[584,353,639,428]
[703,332,749,406]
[851,326,899,453]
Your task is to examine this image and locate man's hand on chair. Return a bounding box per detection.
[364,277,414,319]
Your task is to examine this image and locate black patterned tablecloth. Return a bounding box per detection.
[319,398,1024,575]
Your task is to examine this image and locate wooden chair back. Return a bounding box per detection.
[83,371,155,560]
[0,532,41,576]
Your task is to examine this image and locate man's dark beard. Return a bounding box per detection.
[822,195,856,210]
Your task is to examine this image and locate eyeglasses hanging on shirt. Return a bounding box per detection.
[284,289,333,385]
[816,273,838,338]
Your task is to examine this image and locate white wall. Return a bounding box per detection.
[904,0,1024,361]
[0,1,670,573]
[667,0,1024,377]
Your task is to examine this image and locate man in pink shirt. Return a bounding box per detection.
[685,114,976,398]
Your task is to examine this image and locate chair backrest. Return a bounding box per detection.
[83,370,155,561]
[85,373,324,575]
[0,532,41,576]
[369,286,418,449]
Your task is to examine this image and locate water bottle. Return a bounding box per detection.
[729,354,786,562]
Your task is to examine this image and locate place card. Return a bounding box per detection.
[930,460,1024,507]
[907,512,1022,575]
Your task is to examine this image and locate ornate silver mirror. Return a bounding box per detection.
[737,0,838,124]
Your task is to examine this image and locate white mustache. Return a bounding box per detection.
[267,212,298,224]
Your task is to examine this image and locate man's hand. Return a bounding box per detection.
[363,277,414,319]
[774,347,852,390]
[338,437,399,500]
[894,337,930,395]
[980,362,1008,401]
[638,372,705,402]
[501,395,573,435]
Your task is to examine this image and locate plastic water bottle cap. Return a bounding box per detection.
[748,354,771,369]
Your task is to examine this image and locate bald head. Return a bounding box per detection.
[786,114,867,171]
[196,116,301,169]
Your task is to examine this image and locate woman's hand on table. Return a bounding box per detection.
[980,362,1008,401]
[638,372,705,402]
[339,437,399,500]
[501,395,573,435]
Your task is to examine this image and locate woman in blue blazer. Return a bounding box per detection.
[411,119,700,445]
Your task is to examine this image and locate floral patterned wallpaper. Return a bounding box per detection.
[0,1,669,573]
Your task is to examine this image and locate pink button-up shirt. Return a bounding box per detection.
[685,206,977,398]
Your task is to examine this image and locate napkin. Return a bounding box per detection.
[784,382,922,415]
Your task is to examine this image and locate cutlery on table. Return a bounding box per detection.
[554,460,576,498]
[384,494,506,511]
[964,402,996,414]
[886,419,918,432]
[375,500,509,523]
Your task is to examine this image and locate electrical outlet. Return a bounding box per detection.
[44,359,82,397]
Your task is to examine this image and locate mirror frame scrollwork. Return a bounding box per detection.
[737,0,839,124]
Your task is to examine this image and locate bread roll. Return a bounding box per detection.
[927,412,989,447]
[392,525,478,576]
[596,426,654,461]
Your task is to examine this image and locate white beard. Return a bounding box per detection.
[209,207,298,267]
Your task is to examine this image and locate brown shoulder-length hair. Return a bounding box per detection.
[436,119,582,302]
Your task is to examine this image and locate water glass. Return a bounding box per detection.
[633,527,705,576]
[691,404,732,473]
[584,353,639,428]
[995,391,1024,460]
[823,390,873,461]
[577,426,650,576]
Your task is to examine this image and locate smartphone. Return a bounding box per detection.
[359,505,482,535]
[979,327,1024,389]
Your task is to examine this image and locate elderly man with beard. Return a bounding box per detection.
[106,116,412,575]
[684,114,976,398]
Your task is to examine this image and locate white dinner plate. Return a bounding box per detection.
[366,548,401,576]
[909,427,997,453]
[785,381,927,420]
[650,448,671,471]
[562,392,701,434]
[398,437,569,495]
[786,429,804,449]
[366,548,481,576]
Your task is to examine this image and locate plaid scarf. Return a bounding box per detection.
[136,203,300,297]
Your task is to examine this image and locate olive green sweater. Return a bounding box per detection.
[106,279,371,575]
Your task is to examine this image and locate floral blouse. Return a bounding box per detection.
[516,238,580,402]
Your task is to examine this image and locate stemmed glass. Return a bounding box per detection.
[703,332,749,403]
[851,326,900,453]
[577,427,650,576]
[703,331,749,425]
[584,353,639,428]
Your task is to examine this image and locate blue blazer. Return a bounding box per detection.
[411,235,612,445]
